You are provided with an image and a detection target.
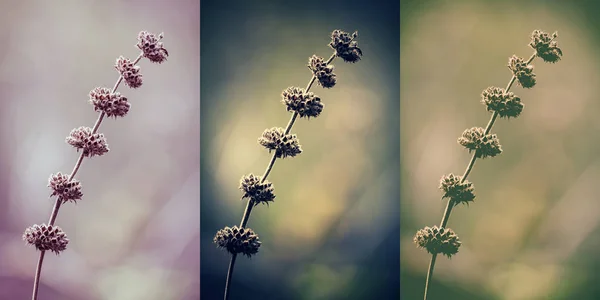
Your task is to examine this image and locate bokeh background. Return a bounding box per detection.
[200,0,399,299]
[0,1,199,300]
[401,0,600,299]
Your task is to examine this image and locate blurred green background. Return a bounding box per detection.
[401,0,600,299]
[200,0,399,299]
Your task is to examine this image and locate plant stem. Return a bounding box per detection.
[31,52,144,300]
[222,53,336,300]
[422,52,537,300]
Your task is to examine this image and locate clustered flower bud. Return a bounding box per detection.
[308,55,336,88]
[115,56,143,88]
[23,224,69,254]
[281,86,324,119]
[240,174,275,206]
[507,55,536,88]
[89,87,130,118]
[214,226,261,257]
[439,174,475,205]
[529,30,562,63]
[329,30,362,63]
[413,226,461,258]
[65,126,109,157]
[137,31,169,64]
[458,127,502,159]
[48,173,83,204]
[481,86,523,119]
[258,127,302,159]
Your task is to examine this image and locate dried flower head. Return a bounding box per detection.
[507,55,536,88]
[240,174,275,206]
[329,29,362,63]
[214,226,261,257]
[48,173,82,204]
[481,86,523,119]
[65,126,109,157]
[308,55,336,88]
[23,224,69,254]
[115,56,143,88]
[137,31,169,64]
[258,127,302,158]
[281,86,324,119]
[529,30,562,63]
[414,226,461,258]
[89,87,130,118]
[458,127,502,159]
[439,174,475,205]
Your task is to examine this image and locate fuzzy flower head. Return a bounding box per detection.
[529,30,562,63]
[281,86,324,119]
[23,224,69,254]
[115,56,143,88]
[458,127,502,159]
[89,87,130,118]
[214,226,261,257]
[137,31,169,64]
[439,174,475,206]
[240,174,275,206]
[48,173,82,204]
[507,55,536,88]
[258,127,302,158]
[66,127,109,157]
[329,29,362,63]
[413,226,461,258]
[308,55,336,88]
[481,86,523,119]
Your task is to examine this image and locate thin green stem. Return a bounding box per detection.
[422,52,537,300]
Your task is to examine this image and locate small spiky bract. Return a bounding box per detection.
[240,174,275,206]
[214,226,261,257]
[481,86,523,119]
[414,226,461,258]
[458,127,502,159]
[48,173,82,204]
[258,127,302,158]
[281,86,324,119]
[66,127,109,157]
[137,31,169,64]
[115,56,143,88]
[89,87,130,118]
[529,30,562,63]
[23,224,69,254]
[508,55,536,88]
[439,174,475,205]
[329,30,362,63]
[308,55,336,88]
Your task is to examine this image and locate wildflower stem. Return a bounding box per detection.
[222,52,337,300]
[31,52,144,300]
[422,52,537,300]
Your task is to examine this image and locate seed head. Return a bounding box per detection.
[137,31,169,64]
[529,30,562,63]
[258,127,302,159]
[23,224,69,254]
[281,86,324,119]
[214,226,261,257]
[439,173,475,205]
[48,172,82,204]
[66,126,109,157]
[507,55,536,88]
[329,29,362,63]
[308,55,336,88]
[89,87,130,118]
[481,86,523,119]
[239,174,275,206]
[115,56,143,88]
[414,226,461,258]
[458,127,502,159]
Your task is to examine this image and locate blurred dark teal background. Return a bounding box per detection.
[201,0,399,299]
